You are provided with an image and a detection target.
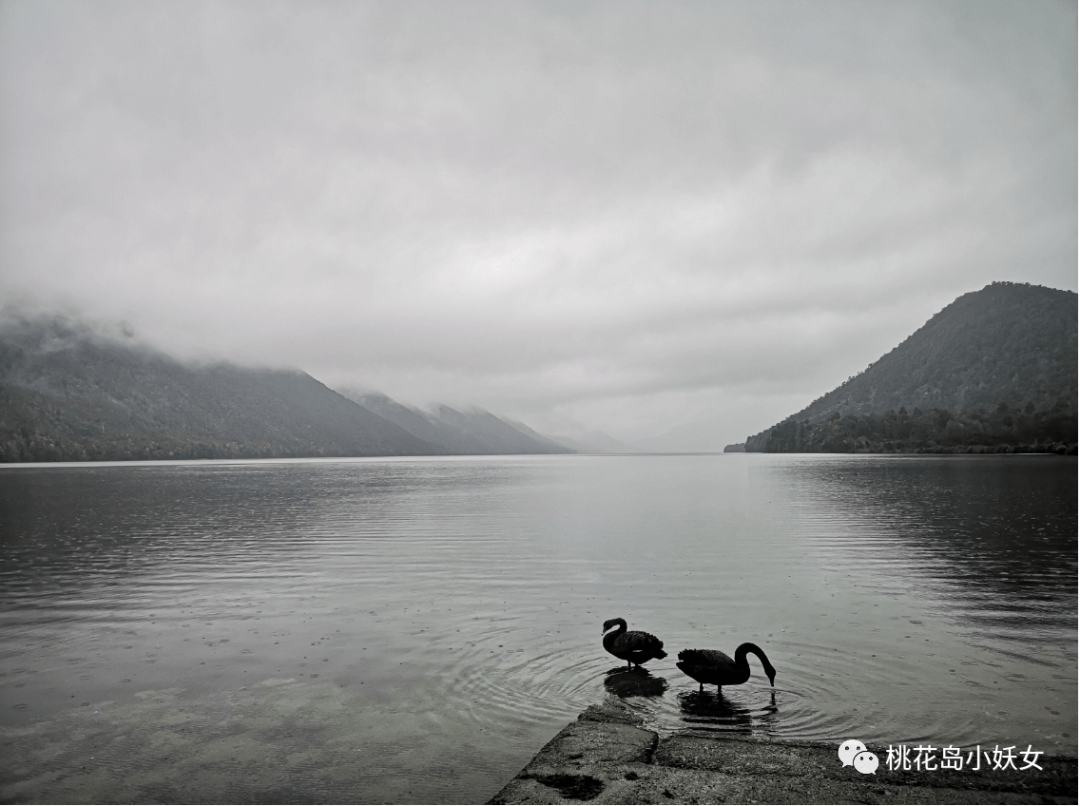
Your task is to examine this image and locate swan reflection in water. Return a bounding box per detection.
[603,667,670,698]
[676,687,779,733]
[599,666,780,738]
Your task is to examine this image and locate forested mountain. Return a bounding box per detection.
[745,282,1077,454]
[0,313,570,462]
[342,392,573,455]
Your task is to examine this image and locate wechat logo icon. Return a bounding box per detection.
[839,740,879,774]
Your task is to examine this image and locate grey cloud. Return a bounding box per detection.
[0,0,1074,444]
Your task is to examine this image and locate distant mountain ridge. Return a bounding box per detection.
[745,282,1077,453]
[546,429,639,454]
[341,392,572,455]
[0,313,573,462]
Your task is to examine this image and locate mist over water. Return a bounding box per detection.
[1,454,1075,803]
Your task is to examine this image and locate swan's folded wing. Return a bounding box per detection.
[620,630,664,653]
[677,648,733,668]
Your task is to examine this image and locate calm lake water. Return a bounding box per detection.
[1,454,1076,803]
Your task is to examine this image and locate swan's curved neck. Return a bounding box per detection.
[735,642,770,667]
[607,619,627,635]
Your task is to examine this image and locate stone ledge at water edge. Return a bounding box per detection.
[488,699,1078,805]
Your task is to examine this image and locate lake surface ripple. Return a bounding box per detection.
[1,454,1075,803]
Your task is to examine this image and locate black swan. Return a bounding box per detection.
[676,643,776,693]
[602,618,667,670]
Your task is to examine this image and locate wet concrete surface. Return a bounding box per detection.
[488,698,1079,805]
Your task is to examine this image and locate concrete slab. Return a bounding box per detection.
[488,698,1078,805]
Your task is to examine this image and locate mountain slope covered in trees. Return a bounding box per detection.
[745,282,1077,453]
[0,314,570,462]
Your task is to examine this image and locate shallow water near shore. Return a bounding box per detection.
[1,453,1075,803]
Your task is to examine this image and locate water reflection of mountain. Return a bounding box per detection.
[0,462,460,607]
[782,456,1078,636]
[0,465,322,605]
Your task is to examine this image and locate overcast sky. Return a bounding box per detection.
[1,0,1075,448]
